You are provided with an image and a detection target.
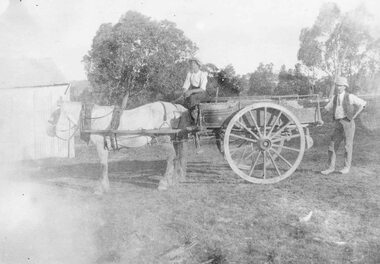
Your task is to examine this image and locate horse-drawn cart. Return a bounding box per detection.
[81,94,324,185]
[197,94,323,184]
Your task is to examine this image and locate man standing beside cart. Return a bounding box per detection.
[321,76,367,175]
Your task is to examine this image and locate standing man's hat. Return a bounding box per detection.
[189,57,202,67]
[335,76,349,87]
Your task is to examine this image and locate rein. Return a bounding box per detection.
[54,116,79,142]
[55,125,79,141]
[84,109,114,120]
[56,122,77,133]
[54,103,82,142]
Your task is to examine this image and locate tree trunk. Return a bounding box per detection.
[121,93,129,109]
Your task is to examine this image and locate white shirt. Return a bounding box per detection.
[182,70,208,91]
[324,92,367,119]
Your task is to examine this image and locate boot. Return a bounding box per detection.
[321,167,335,175]
[339,167,350,174]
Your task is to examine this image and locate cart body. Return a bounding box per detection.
[199,94,322,128]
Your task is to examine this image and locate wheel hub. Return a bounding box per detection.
[259,138,272,150]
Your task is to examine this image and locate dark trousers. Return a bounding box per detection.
[184,92,206,124]
[184,92,205,109]
[327,118,355,169]
[183,92,206,150]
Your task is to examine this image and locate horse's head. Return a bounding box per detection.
[46,107,61,137]
[46,101,82,140]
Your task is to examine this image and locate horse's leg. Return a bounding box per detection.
[173,139,188,183]
[158,138,176,191]
[94,138,110,193]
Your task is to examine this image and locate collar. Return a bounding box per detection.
[337,91,345,98]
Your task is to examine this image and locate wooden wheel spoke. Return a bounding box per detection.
[244,145,257,160]
[263,151,267,179]
[230,139,246,149]
[230,133,257,144]
[266,110,276,127]
[271,148,292,168]
[236,120,260,140]
[272,144,300,152]
[272,134,300,143]
[248,151,262,177]
[263,107,267,136]
[268,150,281,177]
[267,111,282,137]
[237,146,248,165]
[248,110,263,138]
[230,142,247,156]
[269,121,291,140]
[230,147,241,156]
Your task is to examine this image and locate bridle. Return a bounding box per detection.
[51,102,115,141]
[55,121,79,141]
[50,104,80,142]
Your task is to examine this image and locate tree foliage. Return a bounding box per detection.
[248,63,277,95]
[216,64,246,96]
[83,11,197,106]
[275,64,311,95]
[297,3,380,94]
[204,64,247,98]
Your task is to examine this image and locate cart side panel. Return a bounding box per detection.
[199,95,323,127]
[199,102,239,127]
[279,99,322,124]
[236,97,322,125]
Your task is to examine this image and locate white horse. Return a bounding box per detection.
[47,101,190,193]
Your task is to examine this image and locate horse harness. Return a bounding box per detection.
[79,101,178,151]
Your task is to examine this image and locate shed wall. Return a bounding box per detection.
[0,84,74,161]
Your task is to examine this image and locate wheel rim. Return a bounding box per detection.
[224,103,305,184]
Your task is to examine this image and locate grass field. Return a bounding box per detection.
[0,121,379,264]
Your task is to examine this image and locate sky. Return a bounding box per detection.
[0,0,379,81]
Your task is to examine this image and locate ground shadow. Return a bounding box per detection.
[29,159,168,191]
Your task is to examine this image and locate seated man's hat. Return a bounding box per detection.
[189,57,202,67]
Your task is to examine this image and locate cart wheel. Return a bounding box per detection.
[224,102,305,184]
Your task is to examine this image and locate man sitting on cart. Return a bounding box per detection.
[182,57,208,125]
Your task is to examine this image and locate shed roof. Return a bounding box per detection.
[0,57,67,88]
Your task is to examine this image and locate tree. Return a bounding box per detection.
[275,64,311,95]
[202,62,219,98]
[298,3,380,95]
[248,63,277,95]
[216,64,246,96]
[204,64,247,98]
[70,80,93,102]
[83,11,197,106]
